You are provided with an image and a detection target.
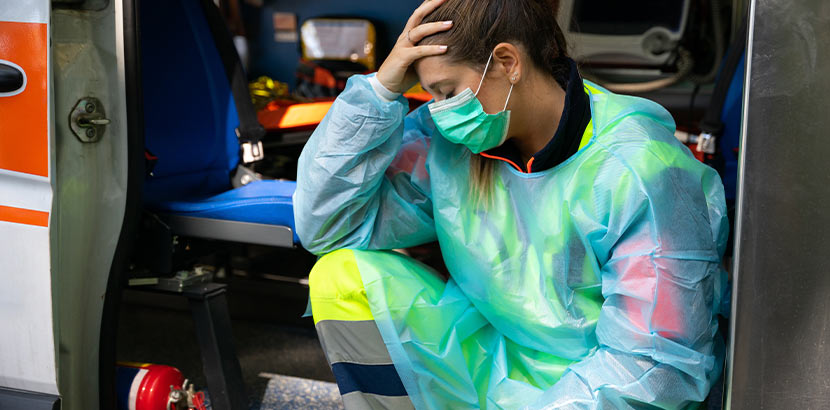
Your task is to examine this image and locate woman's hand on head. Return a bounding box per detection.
[376,0,453,94]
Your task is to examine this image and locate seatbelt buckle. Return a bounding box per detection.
[697,132,717,154]
[231,164,262,188]
[240,139,264,164]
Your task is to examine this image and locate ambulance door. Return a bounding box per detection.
[0,0,61,406]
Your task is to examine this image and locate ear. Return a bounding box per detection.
[492,42,522,84]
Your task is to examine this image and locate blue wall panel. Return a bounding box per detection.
[244,0,422,86]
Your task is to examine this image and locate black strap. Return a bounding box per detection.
[198,0,265,143]
[700,16,749,136]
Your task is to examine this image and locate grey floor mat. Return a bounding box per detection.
[257,374,344,410]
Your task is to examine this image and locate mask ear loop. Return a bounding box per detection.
[475,52,514,112]
[502,83,514,112]
[475,53,494,96]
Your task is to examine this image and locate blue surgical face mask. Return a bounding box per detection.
[428,53,515,154]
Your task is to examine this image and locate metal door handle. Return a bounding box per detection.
[0,62,25,95]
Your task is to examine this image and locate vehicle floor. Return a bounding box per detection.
[117,278,339,409]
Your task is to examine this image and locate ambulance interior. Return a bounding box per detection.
[14,0,749,408]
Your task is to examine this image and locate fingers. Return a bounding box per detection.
[378,0,449,93]
[406,0,448,30]
[407,20,453,44]
[403,45,449,63]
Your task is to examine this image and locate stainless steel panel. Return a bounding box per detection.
[166,215,296,248]
[52,0,130,407]
[726,0,830,408]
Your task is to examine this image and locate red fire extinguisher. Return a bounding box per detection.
[116,362,207,410]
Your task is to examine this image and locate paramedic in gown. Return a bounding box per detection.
[293,0,729,408]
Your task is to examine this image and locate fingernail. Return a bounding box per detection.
[439,45,448,51]
[443,20,453,26]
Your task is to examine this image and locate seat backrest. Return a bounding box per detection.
[141,0,250,204]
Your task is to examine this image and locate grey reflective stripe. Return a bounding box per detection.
[342,392,415,410]
[316,320,395,366]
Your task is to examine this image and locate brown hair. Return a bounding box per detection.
[418,0,569,205]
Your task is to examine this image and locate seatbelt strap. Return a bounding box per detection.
[199,0,265,163]
[700,16,749,138]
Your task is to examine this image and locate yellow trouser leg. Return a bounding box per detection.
[308,249,414,410]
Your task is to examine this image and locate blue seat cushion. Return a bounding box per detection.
[147,180,299,243]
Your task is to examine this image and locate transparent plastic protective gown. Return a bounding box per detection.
[294,74,729,409]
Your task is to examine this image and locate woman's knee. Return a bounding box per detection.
[308,249,446,323]
[308,249,365,300]
[308,249,375,323]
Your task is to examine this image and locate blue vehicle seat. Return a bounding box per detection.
[141,0,297,246]
[157,180,296,225]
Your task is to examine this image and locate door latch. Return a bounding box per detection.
[70,97,110,143]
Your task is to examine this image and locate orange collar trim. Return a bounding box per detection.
[480,152,531,174]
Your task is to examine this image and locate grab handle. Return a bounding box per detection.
[0,62,25,95]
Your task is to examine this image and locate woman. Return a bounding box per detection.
[294,0,729,408]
